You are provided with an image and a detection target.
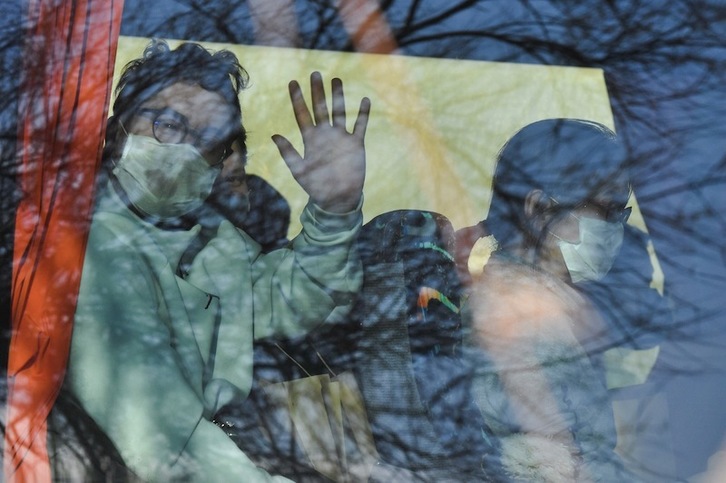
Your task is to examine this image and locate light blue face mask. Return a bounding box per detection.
[555,216,624,283]
[113,134,220,218]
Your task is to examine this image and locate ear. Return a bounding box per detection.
[524,189,559,237]
[524,189,552,219]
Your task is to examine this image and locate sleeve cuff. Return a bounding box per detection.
[302,195,364,236]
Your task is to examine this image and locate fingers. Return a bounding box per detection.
[289,72,370,135]
[309,71,330,126]
[353,96,371,139]
[289,80,313,133]
[331,77,346,128]
[271,134,304,175]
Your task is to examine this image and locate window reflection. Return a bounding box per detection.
[3,1,725,482]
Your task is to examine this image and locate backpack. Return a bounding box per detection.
[218,210,501,481]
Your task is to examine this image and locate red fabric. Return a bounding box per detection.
[5,1,124,481]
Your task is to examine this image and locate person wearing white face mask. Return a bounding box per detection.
[548,196,630,284]
[112,129,223,219]
[64,39,371,482]
[461,119,638,482]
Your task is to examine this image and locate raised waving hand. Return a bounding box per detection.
[272,71,371,213]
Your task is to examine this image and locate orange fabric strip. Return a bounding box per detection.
[5,1,124,481]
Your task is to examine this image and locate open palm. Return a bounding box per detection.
[272,71,371,213]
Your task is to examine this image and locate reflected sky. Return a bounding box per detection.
[116,2,726,477]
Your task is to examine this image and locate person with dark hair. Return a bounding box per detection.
[67,40,370,481]
[463,119,635,481]
[207,131,291,252]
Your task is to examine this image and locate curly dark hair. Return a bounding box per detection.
[104,39,249,164]
[113,39,248,121]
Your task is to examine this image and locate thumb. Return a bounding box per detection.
[271,134,304,175]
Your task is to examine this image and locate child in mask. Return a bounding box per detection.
[462,119,635,481]
[67,40,370,482]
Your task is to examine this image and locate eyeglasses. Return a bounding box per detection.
[136,107,232,166]
[552,197,631,223]
[580,202,631,223]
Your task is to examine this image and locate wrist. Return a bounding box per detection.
[315,193,363,214]
[305,195,364,234]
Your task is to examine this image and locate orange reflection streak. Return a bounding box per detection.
[336,0,400,54]
[5,1,123,481]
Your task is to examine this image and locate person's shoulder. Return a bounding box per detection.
[476,255,550,294]
[87,208,146,252]
[469,256,580,339]
[86,186,144,241]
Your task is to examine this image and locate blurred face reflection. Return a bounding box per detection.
[210,139,250,226]
[219,139,248,197]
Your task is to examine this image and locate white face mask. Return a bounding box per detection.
[555,216,624,283]
[112,134,220,219]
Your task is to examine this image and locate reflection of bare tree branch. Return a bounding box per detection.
[0,0,22,368]
[394,0,480,41]
[248,0,299,47]
[4,0,724,480]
